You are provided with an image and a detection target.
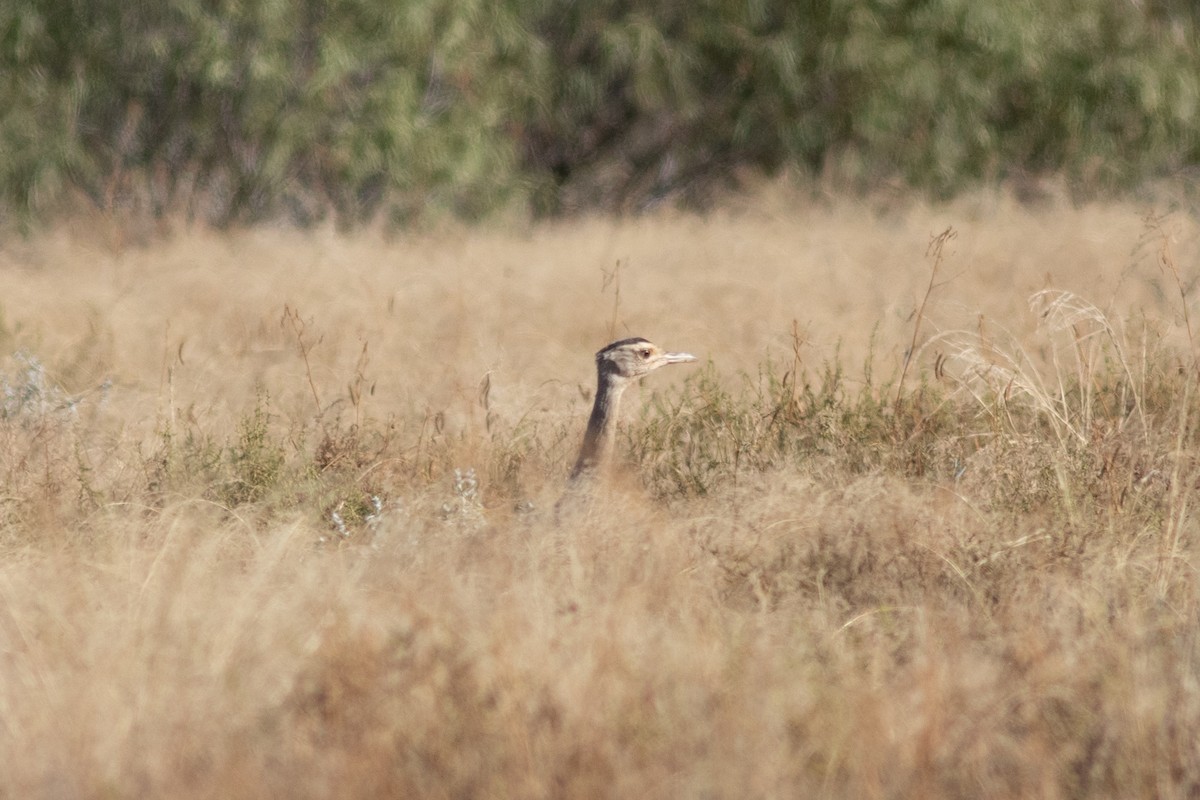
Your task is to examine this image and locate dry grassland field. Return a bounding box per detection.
[2,189,1200,798]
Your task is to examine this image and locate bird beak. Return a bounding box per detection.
[662,351,698,364]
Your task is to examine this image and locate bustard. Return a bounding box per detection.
[567,337,697,485]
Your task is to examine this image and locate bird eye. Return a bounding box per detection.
[640,349,651,359]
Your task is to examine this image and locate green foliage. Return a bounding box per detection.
[825,0,1200,195]
[2,0,1199,224]
[628,356,961,499]
[224,397,286,506]
[0,0,530,225]
[150,395,288,509]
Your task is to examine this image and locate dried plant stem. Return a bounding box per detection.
[1157,375,1195,595]
[281,304,323,416]
[787,319,808,411]
[1152,216,1200,378]
[603,259,624,342]
[896,227,955,408]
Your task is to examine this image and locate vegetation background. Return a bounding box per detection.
[3,0,1200,226]
[3,1,1200,797]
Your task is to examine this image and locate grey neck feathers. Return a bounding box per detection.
[568,364,629,482]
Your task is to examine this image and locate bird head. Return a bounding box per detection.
[595,337,698,381]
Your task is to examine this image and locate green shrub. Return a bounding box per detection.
[2,0,1198,225]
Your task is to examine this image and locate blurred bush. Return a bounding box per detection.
[1,0,1198,226]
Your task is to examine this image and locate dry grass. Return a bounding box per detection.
[1,187,1200,798]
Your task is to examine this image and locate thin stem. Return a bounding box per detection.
[896,227,954,409]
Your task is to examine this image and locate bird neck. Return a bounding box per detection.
[569,368,629,481]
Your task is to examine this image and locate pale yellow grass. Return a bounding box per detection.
[2,190,1192,438]
[0,189,1197,798]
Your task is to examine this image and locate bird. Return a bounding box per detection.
[566,337,698,485]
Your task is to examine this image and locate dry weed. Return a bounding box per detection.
[0,192,1198,797]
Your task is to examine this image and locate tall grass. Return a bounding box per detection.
[0,195,1199,797]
